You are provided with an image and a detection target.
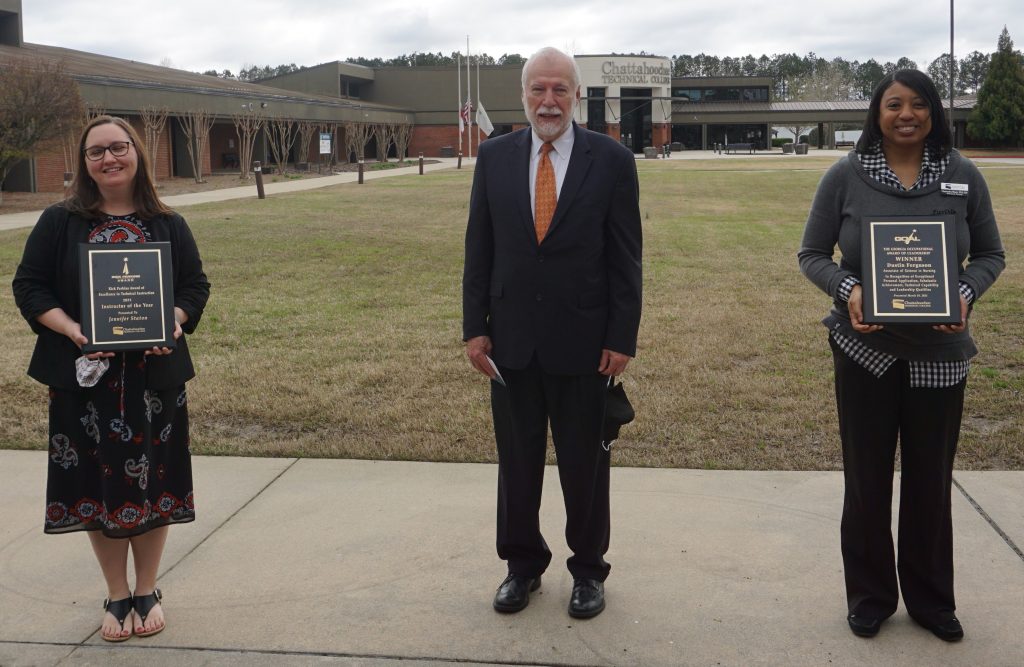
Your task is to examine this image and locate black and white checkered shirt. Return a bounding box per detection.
[835,144,970,388]
[857,141,949,192]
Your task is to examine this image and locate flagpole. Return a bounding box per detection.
[477,56,481,146]
[457,54,463,153]
[467,35,472,159]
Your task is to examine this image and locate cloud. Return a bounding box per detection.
[19,0,1023,74]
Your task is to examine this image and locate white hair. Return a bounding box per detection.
[521,47,581,91]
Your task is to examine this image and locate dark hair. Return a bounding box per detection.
[65,115,171,219]
[856,69,952,156]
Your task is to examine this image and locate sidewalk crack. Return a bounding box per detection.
[158,457,302,580]
[953,476,1024,562]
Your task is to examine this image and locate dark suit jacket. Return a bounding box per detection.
[463,123,642,375]
[12,204,210,391]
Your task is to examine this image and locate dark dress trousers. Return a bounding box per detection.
[463,123,642,581]
[831,338,963,624]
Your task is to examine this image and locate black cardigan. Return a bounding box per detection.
[12,204,211,390]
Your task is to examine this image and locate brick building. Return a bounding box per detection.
[2,0,981,194]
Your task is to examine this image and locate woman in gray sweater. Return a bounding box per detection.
[798,70,1004,642]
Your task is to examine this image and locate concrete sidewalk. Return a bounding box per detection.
[1,451,1021,666]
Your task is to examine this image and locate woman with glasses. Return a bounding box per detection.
[13,115,210,641]
[799,71,1004,642]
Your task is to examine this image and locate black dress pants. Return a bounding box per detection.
[831,340,964,624]
[491,359,611,581]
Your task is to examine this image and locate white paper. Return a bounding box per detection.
[485,356,506,386]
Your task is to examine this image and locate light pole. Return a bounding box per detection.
[950,0,956,144]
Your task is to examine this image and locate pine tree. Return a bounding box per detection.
[968,27,1024,147]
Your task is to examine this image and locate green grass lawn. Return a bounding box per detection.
[2,157,1021,469]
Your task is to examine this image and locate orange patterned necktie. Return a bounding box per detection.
[534,142,556,243]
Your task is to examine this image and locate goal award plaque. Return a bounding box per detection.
[861,216,960,325]
[79,243,175,352]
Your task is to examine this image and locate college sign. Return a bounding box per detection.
[601,60,672,85]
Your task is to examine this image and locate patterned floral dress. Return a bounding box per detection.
[45,214,195,537]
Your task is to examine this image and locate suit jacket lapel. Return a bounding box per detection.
[510,129,535,243]
[544,123,592,242]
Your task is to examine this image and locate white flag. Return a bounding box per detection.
[476,101,494,137]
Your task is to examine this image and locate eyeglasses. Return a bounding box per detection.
[83,141,133,161]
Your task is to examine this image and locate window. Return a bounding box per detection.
[672,88,701,102]
[742,87,768,102]
[587,88,607,134]
[340,78,361,98]
[674,85,767,103]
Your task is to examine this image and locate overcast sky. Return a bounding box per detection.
[21,1,1023,75]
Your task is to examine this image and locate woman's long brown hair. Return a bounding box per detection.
[65,115,172,219]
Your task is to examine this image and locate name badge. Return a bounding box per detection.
[941,182,968,197]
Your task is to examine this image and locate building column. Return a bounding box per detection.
[653,123,670,148]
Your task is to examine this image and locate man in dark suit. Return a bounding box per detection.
[462,46,642,619]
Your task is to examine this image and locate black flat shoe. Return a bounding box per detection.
[847,614,883,638]
[568,578,605,619]
[912,614,964,642]
[493,574,540,613]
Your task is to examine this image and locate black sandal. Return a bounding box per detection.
[101,596,134,642]
[133,589,164,637]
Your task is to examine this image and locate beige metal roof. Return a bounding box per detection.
[0,42,411,116]
[672,98,977,114]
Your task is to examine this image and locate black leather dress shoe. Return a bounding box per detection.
[568,578,605,619]
[847,614,883,638]
[912,615,964,642]
[493,574,541,613]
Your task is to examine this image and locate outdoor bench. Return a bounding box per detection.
[724,143,754,154]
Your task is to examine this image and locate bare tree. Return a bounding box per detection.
[344,122,373,162]
[231,108,265,179]
[372,123,396,162]
[777,61,856,149]
[779,124,814,146]
[393,123,413,162]
[801,64,855,102]
[342,123,357,162]
[265,118,297,174]
[180,109,215,183]
[0,57,85,204]
[59,124,81,177]
[57,103,111,179]
[296,120,319,168]
[57,103,87,177]
[139,106,169,182]
[63,104,112,173]
[86,103,108,121]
